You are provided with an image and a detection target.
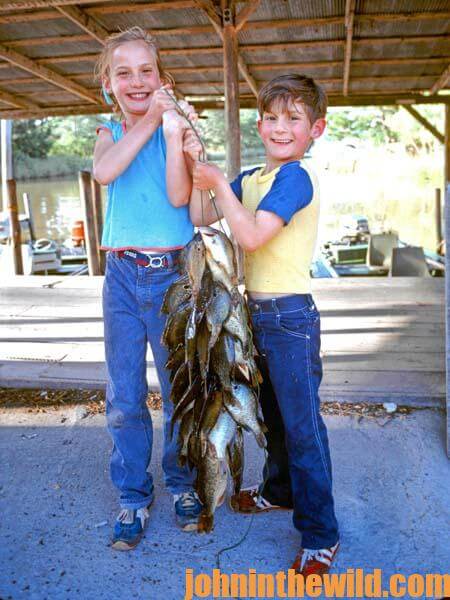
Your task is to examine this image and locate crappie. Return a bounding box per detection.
[226,382,267,448]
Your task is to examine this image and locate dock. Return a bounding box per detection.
[0,276,444,409]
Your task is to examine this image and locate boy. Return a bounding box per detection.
[183,74,339,576]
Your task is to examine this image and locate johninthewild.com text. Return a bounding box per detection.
[184,568,450,599]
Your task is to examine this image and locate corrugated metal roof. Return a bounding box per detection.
[0,0,447,118]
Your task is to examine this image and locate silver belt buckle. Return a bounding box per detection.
[146,255,165,269]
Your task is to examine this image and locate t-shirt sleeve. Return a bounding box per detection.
[257,162,314,224]
[229,166,260,202]
[96,122,113,136]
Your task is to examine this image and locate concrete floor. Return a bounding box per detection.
[1,404,449,600]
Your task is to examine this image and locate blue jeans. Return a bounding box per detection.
[249,294,339,549]
[103,251,195,509]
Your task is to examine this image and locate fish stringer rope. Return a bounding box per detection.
[163,89,227,233]
[215,447,270,574]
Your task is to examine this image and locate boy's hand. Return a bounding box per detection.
[183,129,203,161]
[193,161,226,191]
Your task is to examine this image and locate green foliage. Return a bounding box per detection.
[326,107,400,145]
[50,115,104,157]
[197,109,264,158]
[12,118,55,160]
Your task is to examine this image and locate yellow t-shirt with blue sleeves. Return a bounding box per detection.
[230,160,319,294]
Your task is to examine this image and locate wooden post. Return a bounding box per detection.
[79,170,101,276]
[23,192,35,242]
[222,5,241,181]
[6,179,23,275]
[445,104,450,458]
[445,183,450,458]
[1,119,13,213]
[222,2,243,281]
[91,176,105,273]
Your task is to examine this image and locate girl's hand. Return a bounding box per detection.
[193,161,226,191]
[163,100,198,139]
[183,129,203,161]
[146,85,177,123]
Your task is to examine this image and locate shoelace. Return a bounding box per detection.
[299,547,334,571]
[117,507,149,526]
[179,491,198,509]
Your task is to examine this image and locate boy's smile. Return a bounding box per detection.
[105,40,161,118]
[257,99,326,171]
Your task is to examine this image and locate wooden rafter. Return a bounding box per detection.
[1,92,450,120]
[194,0,258,96]
[402,105,444,143]
[343,0,356,96]
[430,64,450,95]
[55,5,108,45]
[2,3,448,26]
[235,0,260,33]
[0,87,39,109]
[2,55,449,79]
[0,0,116,10]
[0,43,99,103]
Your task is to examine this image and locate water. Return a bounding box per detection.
[1,178,105,243]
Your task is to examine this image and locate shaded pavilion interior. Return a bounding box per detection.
[0,0,448,456]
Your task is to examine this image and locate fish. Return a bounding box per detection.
[199,226,238,294]
[162,302,191,350]
[227,427,244,496]
[223,297,253,354]
[210,332,235,391]
[162,227,266,532]
[161,274,191,315]
[165,344,186,379]
[208,408,237,460]
[196,444,228,534]
[206,283,232,350]
[226,381,267,448]
[185,232,206,301]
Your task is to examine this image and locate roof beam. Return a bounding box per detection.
[1,93,450,119]
[0,43,99,103]
[235,0,260,33]
[402,105,444,143]
[0,1,116,10]
[430,64,450,95]
[0,5,448,26]
[194,0,258,97]
[343,0,356,96]
[0,87,39,109]
[55,5,108,45]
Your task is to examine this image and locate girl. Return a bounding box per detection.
[93,27,201,551]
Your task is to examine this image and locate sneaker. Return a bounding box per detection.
[174,491,203,532]
[291,541,340,576]
[111,505,151,551]
[230,486,291,513]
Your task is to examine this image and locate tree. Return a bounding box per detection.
[12,118,55,158]
[326,107,399,145]
[50,115,104,157]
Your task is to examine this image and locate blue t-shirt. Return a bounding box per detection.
[230,161,313,224]
[99,120,194,250]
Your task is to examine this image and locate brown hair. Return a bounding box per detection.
[94,26,175,106]
[257,74,327,124]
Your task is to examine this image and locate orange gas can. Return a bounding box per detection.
[71,220,85,247]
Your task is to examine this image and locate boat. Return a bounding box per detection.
[314,216,444,278]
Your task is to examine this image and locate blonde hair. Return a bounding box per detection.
[94,26,175,107]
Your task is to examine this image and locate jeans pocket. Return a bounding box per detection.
[278,312,311,339]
